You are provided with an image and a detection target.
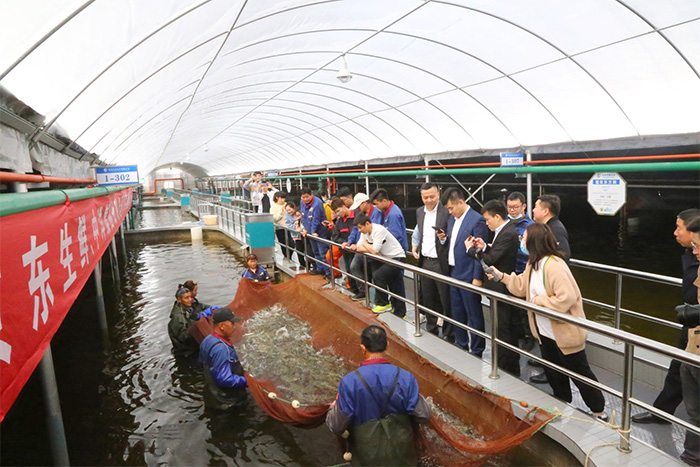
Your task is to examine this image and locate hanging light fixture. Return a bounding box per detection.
[336,54,352,84]
[203,143,209,152]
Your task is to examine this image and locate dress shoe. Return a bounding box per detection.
[527,358,544,368]
[519,336,536,351]
[351,292,365,301]
[309,269,323,275]
[442,335,455,344]
[529,372,548,384]
[631,412,671,424]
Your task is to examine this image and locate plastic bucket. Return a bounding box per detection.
[190,226,203,241]
[203,215,218,226]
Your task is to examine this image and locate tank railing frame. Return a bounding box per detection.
[272,226,700,451]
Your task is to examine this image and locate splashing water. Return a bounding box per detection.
[239,304,349,404]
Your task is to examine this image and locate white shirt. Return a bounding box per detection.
[530,257,555,340]
[448,206,469,267]
[421,205,438,258]
[359,224,405,259]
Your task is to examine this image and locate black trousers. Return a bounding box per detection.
[652,328,688,414]
[419,258,450,334]
[371,258,406,318]
[275,228,290,259]
[494,300,520,376]
[292,238,306,268]
[341,249,359,292]
[539,335,605,413]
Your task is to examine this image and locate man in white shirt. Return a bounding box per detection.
[411,183,451,337]
[354,213,407,317]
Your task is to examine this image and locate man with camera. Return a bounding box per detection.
[467,200,521,376]
[633,209,700,429]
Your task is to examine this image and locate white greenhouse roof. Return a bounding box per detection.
[1,0,699,176]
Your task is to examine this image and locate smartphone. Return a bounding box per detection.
[432,226,444,234]
[481,260,500,283]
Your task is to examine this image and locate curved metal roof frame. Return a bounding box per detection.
[1,0,699,176]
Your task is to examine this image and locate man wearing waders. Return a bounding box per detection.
[326,325,431,466]
[199,308,248,411]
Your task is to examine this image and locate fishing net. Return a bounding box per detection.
[199,275,554,462]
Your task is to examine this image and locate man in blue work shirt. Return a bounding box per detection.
[199,308,248,411]
[300,187,331,279]
[370,188,408,316]
[326,325,431,466]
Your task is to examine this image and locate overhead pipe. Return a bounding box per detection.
[0,185,132,217]
[0,172,96,185]
[219,153,699,180]
[224,160,700,182]
[143,178,184,195]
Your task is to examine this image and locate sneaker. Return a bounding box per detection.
[351,293,366,302]
[595,413,610,423]
[309,269,323,276]
[372,304,393,314]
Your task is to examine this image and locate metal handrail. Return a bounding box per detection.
[183,195,700,451]
[269,225,700,452]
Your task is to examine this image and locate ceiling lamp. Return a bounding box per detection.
[336,54,352,84]
[203,143,209,152]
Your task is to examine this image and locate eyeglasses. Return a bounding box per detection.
[692,240,699,249]
[507,204,522,211]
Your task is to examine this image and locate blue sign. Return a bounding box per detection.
[96,165,139,185]
[500,153,524,167]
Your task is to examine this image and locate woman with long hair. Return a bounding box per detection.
[486,223,607,420]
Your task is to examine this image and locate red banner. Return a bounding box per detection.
[0,188,133,422]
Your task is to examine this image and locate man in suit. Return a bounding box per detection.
[411,183,451,337]
[468,200,520,376]
[437,188,489,356]
[532,194,571,261]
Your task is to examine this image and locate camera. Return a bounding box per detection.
[676,303,700,328]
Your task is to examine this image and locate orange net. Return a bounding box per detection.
[208,275,554,462]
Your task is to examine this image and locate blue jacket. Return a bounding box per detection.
[446,207,489,282]
[242,266,270,281]
[199,334,247,390]
[301,196,330,237]
[336,360,422,426]
[510,214,533,273]
[382,202,408,251]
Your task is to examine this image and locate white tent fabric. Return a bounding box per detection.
[1,0,699,176]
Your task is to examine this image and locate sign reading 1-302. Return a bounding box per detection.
[95,165,139,186]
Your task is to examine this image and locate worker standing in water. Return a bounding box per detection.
[326,325,431,466]
[199,308,248,411]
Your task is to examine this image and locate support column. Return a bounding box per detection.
[93,261,109,344]
[38,345,70,466]
[364,161,369,194]
[424,156,429,183]
[119,223,127,263]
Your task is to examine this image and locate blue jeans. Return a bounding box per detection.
[449,284,484,356]
[308,236,329,274]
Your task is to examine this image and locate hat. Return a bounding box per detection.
[349,193,370,211]
[212,307,242,324]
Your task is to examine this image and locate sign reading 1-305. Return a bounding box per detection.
[95,165,139,186]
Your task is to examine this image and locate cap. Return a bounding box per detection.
[212,307,242,324]
[349,193,369,211]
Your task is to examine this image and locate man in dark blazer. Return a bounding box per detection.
[411,183,451,337]
[438,188,489,356]
[468,200,520,376]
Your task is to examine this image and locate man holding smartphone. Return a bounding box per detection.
[411,183,451,338]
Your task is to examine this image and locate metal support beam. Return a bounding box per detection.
[489,299,500,380]
[526,151,533,218]
[364,161,369,194]
[38,345,70,466]
[119,223,127,263]
[93,261,109,344]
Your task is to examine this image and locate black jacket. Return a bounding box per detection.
[546,217,571,262]
[467,221,518,294]
[682,249,700,305]
[415,203,450,275]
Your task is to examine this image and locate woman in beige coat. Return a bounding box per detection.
[486,223,607,420]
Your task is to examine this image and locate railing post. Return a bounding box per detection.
[38,345,70,466]
[613,273,623,344]
[490,298,500,379]
[119,221,127,263]
[619,342,633,453]
[329,243,336,290]
[413,273,422,337]
[363,255,371,309]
